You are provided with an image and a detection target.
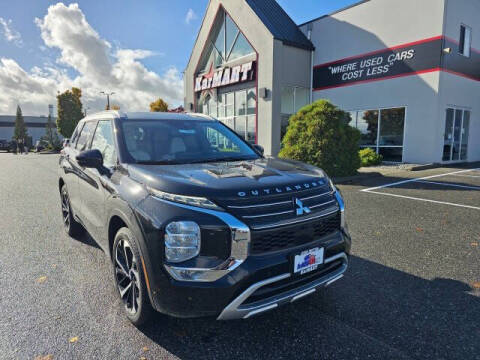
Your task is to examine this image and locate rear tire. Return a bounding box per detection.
[60,185,84,237]
[112,227,153,326]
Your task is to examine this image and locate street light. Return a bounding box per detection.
[100,91,115,110]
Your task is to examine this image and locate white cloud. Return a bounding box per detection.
[0,18,23,47]
[185,8,198,24]
[0,2,183,115]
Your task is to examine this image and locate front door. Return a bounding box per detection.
[79,119,117,247]
[442,108,470,162]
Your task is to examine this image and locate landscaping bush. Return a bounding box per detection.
[279,99,361,177]
[359,148,383,167]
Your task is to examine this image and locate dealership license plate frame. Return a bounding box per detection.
[293,247,325,275]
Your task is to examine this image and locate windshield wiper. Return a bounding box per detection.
[199,156,257,163]
[136,160,182,165]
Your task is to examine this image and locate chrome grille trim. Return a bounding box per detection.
[239,199,337,220]
[300,190,334,201]
[242,209,294,219]
[309,199,336,209]
[251,207,339,230]
[227,200,292,209]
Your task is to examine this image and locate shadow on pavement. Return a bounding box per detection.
[139,256,479,360]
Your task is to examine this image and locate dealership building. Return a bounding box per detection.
[184,0,480,163]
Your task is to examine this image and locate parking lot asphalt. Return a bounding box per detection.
[0,153,479,360]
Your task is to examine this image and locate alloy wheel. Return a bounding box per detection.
[114,238,141,315]
[61,190,70,229]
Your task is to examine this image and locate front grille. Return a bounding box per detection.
[250,211,341,254]
[214,184,339,229]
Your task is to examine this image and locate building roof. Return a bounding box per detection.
[0,115,55,124]
[245,0,314,51]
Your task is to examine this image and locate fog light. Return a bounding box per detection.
[165,221,201,263]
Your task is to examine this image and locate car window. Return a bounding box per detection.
[70,122,83,147]
[91,120,117,168]
[76,121,97,151]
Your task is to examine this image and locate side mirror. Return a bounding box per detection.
[76,149,103,168]
[252,144,264,156]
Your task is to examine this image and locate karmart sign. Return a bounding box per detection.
[195,61,256,93]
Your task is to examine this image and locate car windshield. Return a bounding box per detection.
[120,119,260,164]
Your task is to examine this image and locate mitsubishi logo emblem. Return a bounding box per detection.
[294,198,311,216]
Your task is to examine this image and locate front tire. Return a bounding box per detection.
[60,185,84,237]
[112,227,153,326]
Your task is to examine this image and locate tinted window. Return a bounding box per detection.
[91,120,117,167]
[76,121,97,151]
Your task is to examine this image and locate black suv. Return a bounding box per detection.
[58,111,351,325]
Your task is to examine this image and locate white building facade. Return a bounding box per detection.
[185,0,480,164]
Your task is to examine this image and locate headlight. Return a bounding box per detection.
[165,221,201,263]
[148,187,222,211]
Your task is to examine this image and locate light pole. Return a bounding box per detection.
[100,91,115,110]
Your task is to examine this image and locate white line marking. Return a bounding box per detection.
[450,174,480,178]
[416,180,480,191]
[361,168,480,192]
[365,190,480,210]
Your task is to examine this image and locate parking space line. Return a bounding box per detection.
[416,180,480,191]
[365,190,480,210]
[451,174,480,178]
[362,168,480,192]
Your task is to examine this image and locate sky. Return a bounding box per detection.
[0,0,358,116]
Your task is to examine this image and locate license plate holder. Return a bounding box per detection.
[293,247,325,275]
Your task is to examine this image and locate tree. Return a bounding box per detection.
[13,105,28,141]
[57,87,83,138]
[150,98,168,112]
[279,99,361,177]
[42,114,62,150]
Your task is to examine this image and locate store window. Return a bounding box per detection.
[280,86,310,140]
[459,25,472,57]
[197,10,255,74]
[349,107,405,162]
[197,88,256,143]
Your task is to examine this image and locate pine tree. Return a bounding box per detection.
[13,105,27,141]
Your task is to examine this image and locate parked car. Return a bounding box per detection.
[58,111,351,325]
[35,140,49,153]
[0,139,11,152]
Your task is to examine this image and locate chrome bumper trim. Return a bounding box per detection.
[217,252,348,320]
[153,197,250,283]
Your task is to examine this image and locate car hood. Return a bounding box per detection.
[126,157,328,199]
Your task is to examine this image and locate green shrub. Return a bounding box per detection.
[279,99,361,177]
[359,148,383,167]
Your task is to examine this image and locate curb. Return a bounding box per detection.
[333,171,382,184]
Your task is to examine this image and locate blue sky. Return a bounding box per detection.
[0,0,358,115]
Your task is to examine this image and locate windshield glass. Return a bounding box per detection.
[120,119,260,164]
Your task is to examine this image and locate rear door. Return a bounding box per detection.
[79,119,118,246]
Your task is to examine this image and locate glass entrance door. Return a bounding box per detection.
[443,108,470,162]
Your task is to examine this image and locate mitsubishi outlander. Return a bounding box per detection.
[58,111,351,325]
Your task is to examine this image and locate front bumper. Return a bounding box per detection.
[217,252,348,320]
[147,229,350,319]
[136,190,350,319]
